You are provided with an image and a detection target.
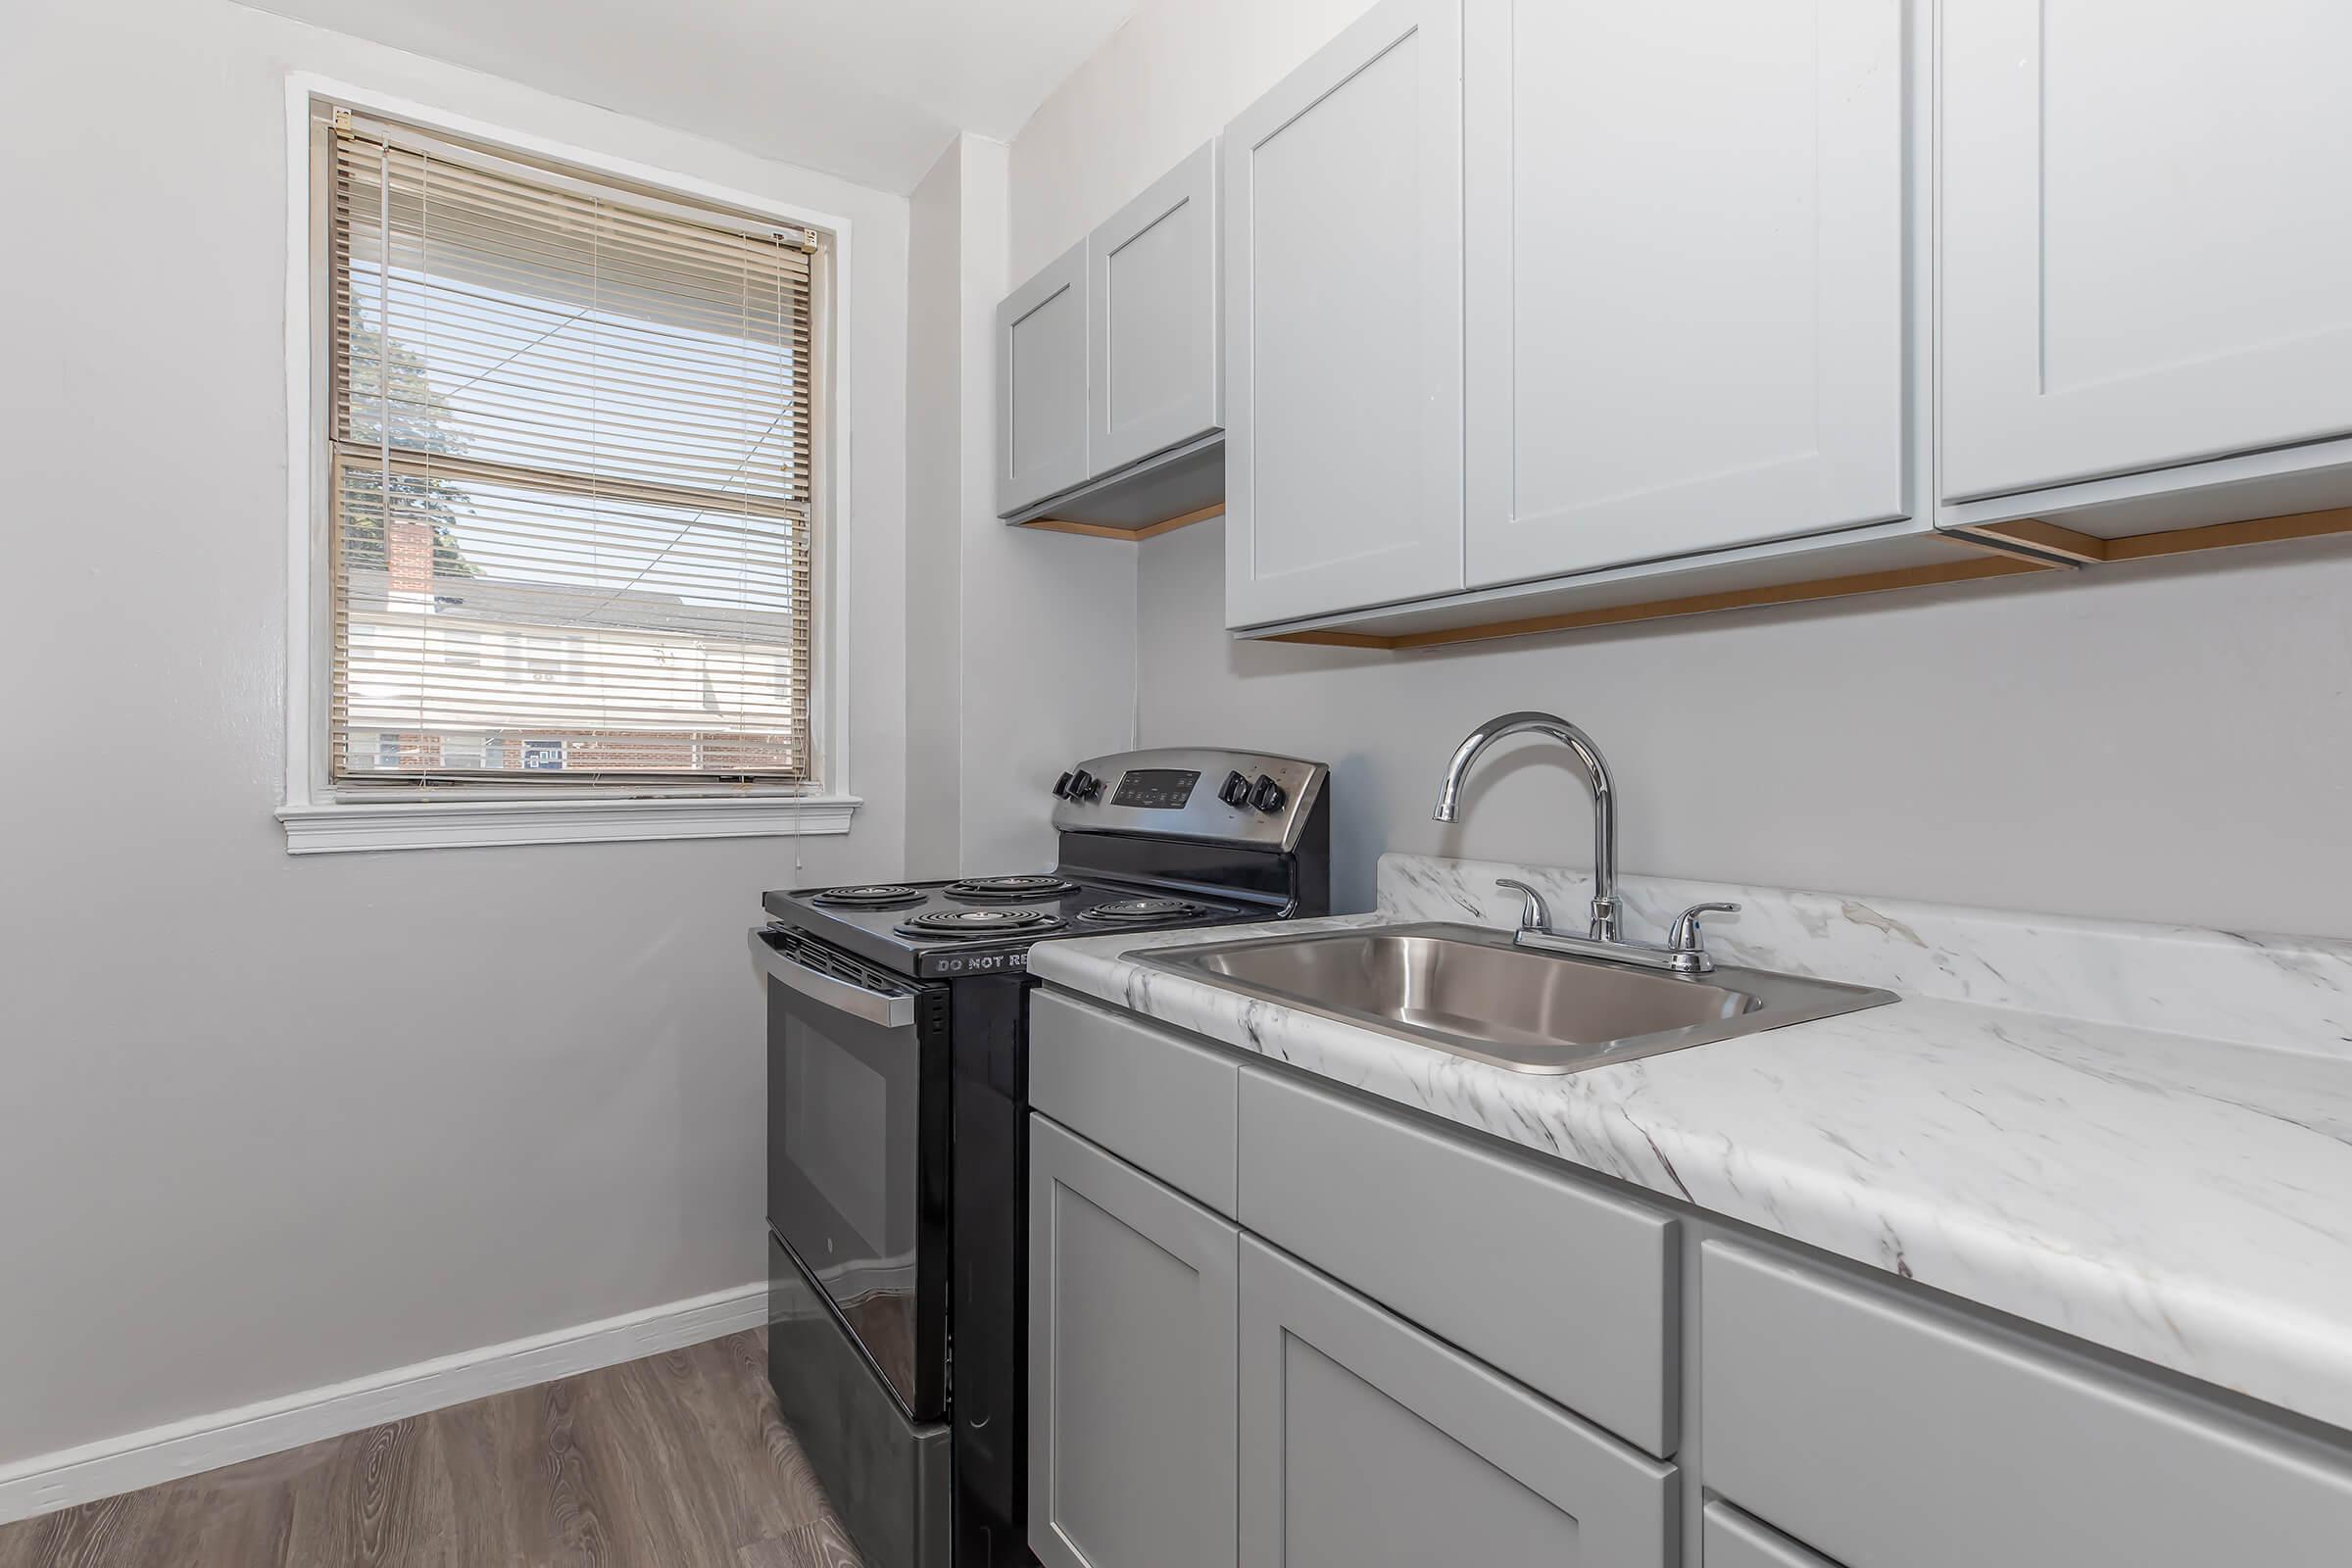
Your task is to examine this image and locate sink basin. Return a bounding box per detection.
[1136,922,1896,1074]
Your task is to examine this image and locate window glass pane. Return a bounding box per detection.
[326,122,815,785]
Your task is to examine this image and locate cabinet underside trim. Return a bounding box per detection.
[1951,504,2352,567]
[1017,503,1225,542]
[1262,554,2051,650]
[1260,499,2352,651]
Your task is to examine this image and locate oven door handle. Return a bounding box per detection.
[748,927,916,1028]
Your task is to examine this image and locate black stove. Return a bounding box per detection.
[753,747,1330,1568]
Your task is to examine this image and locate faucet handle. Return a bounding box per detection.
[1667,903,1741,957]
[1495,878,1552,934]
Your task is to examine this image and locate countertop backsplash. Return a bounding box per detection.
[1380,853,2352,1060]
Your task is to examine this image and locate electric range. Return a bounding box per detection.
[751,748,1330,1568]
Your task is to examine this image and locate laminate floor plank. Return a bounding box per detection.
[0,1330,860,1568]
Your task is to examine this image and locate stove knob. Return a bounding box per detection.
[1068,768,1101,802]
[1250,774,1288,813]
[1053,771,1075,799]
[1218,770,1252,808]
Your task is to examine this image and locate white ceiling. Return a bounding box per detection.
[236,0,1142,192]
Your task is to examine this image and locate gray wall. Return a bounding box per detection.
[1137,518,2352,933]
[918,135,1142,877]
[905,141,965,874]
[0,0,910,1468]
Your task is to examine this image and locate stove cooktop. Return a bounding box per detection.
[761,874,1272,979]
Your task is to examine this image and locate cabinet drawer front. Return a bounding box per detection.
[1239,1236,1675,1567]
[1702,1503,1840,1568]
[1030,1117,1238,1568]
[1703,1242,2352,1568]
[1031,990,1238,1214]
[1238,1066,1677,1454]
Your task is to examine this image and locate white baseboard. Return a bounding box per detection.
[0,1281,768,1527]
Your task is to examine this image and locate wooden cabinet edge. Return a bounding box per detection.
[1253,500,2352,651]
[1951,504,2352,567]
[1256,553,2053,651]
[1016,503,1225,542]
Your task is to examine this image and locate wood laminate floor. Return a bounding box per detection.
[0,1330,862,1568]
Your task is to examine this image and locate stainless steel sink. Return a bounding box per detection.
[1136,922,1896,1074]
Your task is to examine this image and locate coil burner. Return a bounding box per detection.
[895,907,1066,940]
[1080,898,1211,923]
[944,875,1079,902]
[809,885,927,909]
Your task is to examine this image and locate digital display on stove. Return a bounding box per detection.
[1109,768,1200,809]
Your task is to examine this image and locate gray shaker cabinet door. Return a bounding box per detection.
[1460,0,1906,586]
[1221,0,1464,628]
[1940,0,2352,499]
[1237,1237,1675,1567]
[1027,1115,1239,1568]
[997,239,1092,516]
[1089,140,1221,475]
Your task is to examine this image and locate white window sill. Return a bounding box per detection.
[277,793,860,855]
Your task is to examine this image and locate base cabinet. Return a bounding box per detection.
[1027,1116,1238,1568]
[1029,994,2352,1568]
[1237,1236,1676,1567]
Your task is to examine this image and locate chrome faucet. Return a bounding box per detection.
[1433,710,1738,975]
[1434,711,1622,939]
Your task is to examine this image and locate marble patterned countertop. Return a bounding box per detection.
[1028,853,2352,1434]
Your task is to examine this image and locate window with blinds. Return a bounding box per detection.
[324,114,820,787]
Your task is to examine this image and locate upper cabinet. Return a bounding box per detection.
[997,143,1226,527]
[1194,0,2352,638]
[1462,0,1907,590]
[1222,0,1465,628]
[1219,0,1927,632]
[1940,0,2352,503]
[997,239,1092,517]
[1091,144,1221,478]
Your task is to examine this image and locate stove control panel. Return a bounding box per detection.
[1050,747,1328,851]
[1109,767,1200,809]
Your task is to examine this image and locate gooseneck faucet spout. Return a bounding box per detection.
[1432,710,1620,943]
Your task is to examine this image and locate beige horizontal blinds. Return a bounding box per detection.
[326,118,818,785]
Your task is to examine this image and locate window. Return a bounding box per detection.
[508,633,579,684]
[439,624,482,667]
[321,111,818,791]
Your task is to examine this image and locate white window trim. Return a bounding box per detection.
[277,73,858,854]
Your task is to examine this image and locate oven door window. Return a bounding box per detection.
[766,959,945,1419]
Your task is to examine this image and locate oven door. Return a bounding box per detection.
[753,925,950,1422]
